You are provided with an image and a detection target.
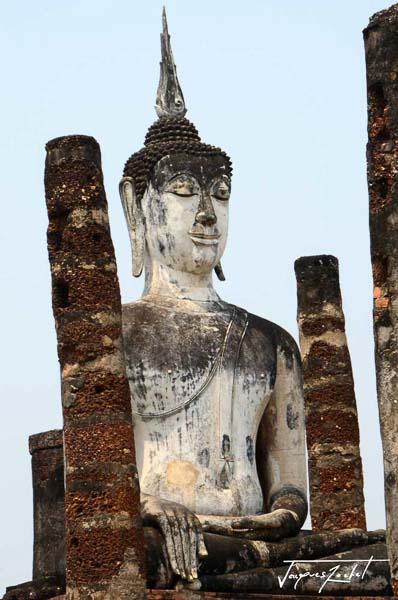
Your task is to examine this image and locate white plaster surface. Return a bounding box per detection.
[121,164,307,517]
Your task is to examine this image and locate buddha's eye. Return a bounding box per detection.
[211,178,231,201]
[164,175,199,197]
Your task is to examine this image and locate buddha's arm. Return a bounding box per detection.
[249,332,307,528]
[235,334,308,538]
[198,333,308,541]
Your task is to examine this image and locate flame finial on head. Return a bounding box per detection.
[155,7,187,118]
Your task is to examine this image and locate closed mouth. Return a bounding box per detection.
[189,231,221,245]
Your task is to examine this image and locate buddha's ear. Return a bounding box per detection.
[215,262,226,281]
[119,176,145,278]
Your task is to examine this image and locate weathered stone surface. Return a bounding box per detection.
[29,429,64,454]
[364,4,398,596]
[200,543,390,595]
[19,431,388,594]
[1,432,66,600]
[49,595,395,600]
[50,596,395,600]
[116,10,310,586]
[30,430,65,583]
[148,596,391,600]
[3,578,65,600]
[149,596,393,600]
[295,255,366,531]
[49,596,395,600]
[155,9,187,119]
[44,135,146,599]
[145,527,369,590]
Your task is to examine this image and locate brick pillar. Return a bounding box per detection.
[295,255,366,531]
[44,135,146,599]
[29,429,65,582]
[364,5,398,594]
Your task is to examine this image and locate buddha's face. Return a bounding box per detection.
[142,153,231,275]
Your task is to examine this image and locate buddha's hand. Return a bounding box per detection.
[231,508,301,541]
[141,493,208,581]
[231,490,307,541]
[197,509,300,541]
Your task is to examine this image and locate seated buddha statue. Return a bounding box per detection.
[119,10,308,585]
[119,10,386,592]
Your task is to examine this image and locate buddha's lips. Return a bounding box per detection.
[189,231,221,245]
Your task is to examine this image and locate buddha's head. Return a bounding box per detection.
[120,10,232,282]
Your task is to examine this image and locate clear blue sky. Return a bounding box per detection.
[0,0,391,594]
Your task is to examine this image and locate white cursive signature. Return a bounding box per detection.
[277,557,389,594]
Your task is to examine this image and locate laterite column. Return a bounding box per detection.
[44,135,146,599]
[295,255,366,531]
[29,429,65,583]
[364,4,398,593]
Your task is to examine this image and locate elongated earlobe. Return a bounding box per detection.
[119,176,145,277]
[215,262,226,281]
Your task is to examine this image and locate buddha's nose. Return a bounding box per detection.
[195,192,217,226]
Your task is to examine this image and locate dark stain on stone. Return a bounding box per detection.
[149,431,162,451]
[177,427,182,449]
[217,464,230,490]
[282,348,294,370]
[198,447,210,468]
[221,435,231,458]
[286,404,299,430]
[246,436,254,464]
[149,196,167,227]
[165,231,176,252]
[54,280,70,309]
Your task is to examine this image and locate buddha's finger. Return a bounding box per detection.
[160,514,180,576]
[191,532,198,579]
[185,514,198,579]
[169,512,188,579]
[195,524,208,558]
[231,514,272,530]
[181,513,196,580]
[175,510,193,581]
[199,520,231,536]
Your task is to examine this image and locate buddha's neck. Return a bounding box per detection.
[142,256,221,303]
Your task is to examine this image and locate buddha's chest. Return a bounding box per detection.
[122,301,276,425]
[122,300,278,514]
[131,367,273,471]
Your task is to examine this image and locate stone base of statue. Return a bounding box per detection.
[144,528,390,596]
[148,594,393,600]
[3,527,390,599]
[2,578,65,600]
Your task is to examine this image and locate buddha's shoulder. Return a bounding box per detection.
[122,298,169,329]
[121,298,228,363]
[121,297,227,329]
[121,298,300,363]
[238,306,301,364]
